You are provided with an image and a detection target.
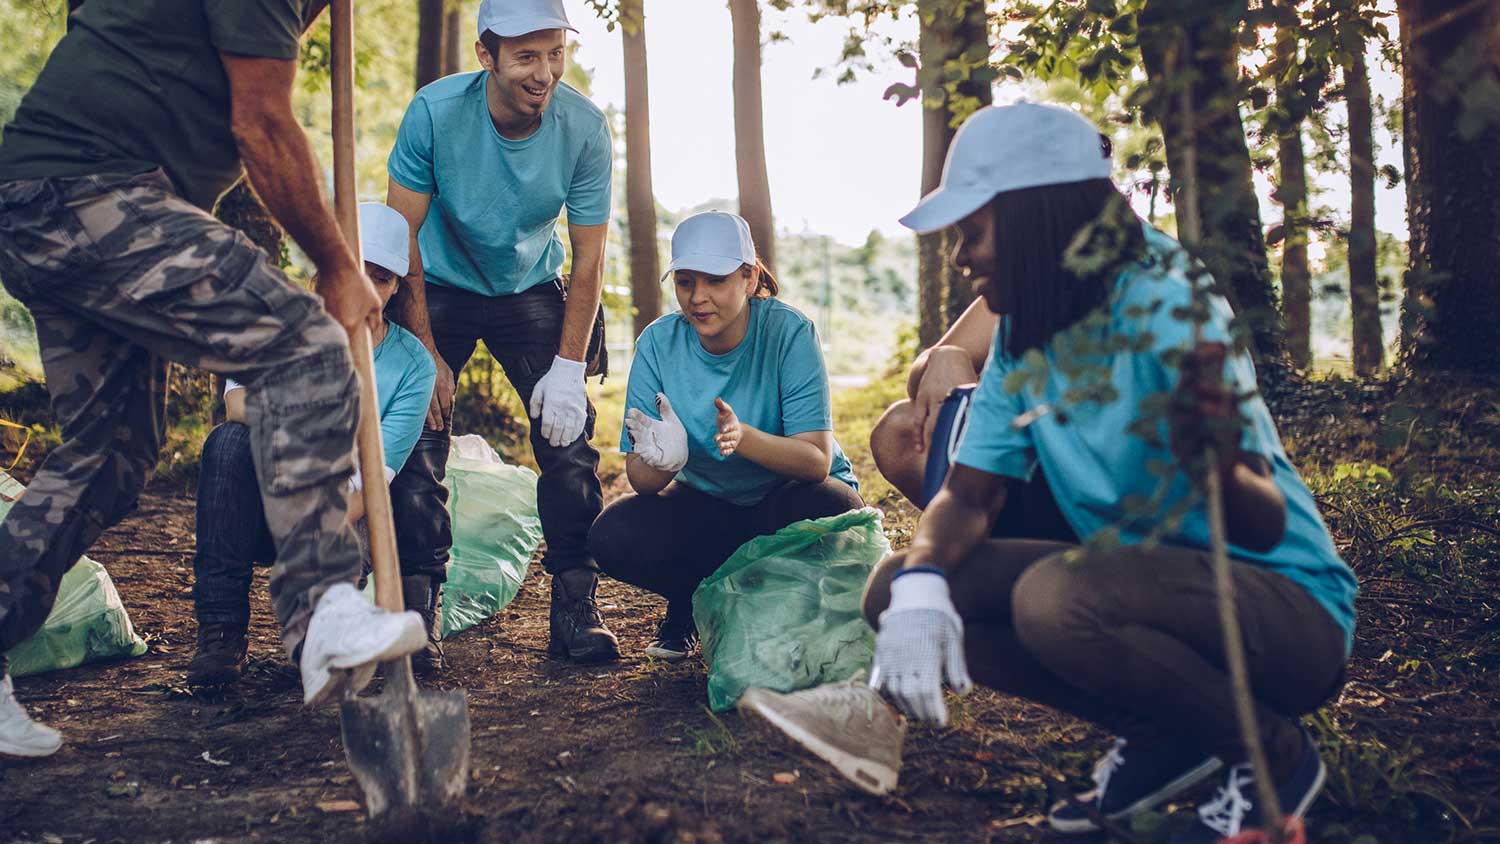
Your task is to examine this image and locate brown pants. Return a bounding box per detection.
[863,539,1347,768]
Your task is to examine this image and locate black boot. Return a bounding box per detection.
[186,621,248,687]
[547,569,620,664]
[401,576,445,675]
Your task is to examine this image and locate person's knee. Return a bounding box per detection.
[586,498,637,574]
[861,551,907,628]
[870,400,915,477]
[1011,551,1109,661]
[200,422,252,472]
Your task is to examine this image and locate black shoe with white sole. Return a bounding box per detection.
[644,604,697,661]
[1049,737,1223,834]
[1170,729,1326,844]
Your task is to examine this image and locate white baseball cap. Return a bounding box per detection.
[478,0,576,39]
[358,202,410,277]
[665,212,758,278]
[899,102,1113,234]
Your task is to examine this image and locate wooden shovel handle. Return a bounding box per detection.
[330,0,403,614]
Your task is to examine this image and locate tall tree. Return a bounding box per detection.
[1271,24,1314,370]
[1345,35,1383,375]
[728,0,776,273]
[442,2,465,78]
[621,0,661,337]
[415,0,445,90]
[1397,0,1500,372]
[914,0,993,344]
[1138,0,1285,365]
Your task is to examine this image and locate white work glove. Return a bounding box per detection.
[872,569,973,725]
[625,392,689,473]
[528,355,588,448]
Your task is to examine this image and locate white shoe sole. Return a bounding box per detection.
[643,644,690,662]
[739,688,899,796]
[1048,755,1224,834]
[303,615,426,707]
[0,735,62,758]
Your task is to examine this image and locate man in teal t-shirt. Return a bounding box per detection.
[384,0,619,665]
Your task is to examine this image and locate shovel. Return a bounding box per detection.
[325,0,471,837]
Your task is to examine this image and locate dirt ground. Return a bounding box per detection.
[2,379,1497,844]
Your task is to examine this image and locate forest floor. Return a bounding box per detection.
[1,371,1497,844]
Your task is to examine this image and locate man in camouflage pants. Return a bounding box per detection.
[0,1,426,758]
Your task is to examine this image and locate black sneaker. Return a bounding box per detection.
[186,622,248,687]
[546,570,621,664]
[1171,729,1326,844]
[1049,738,1222,834]
[644,605,697,662]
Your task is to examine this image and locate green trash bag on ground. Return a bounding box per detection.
[692,507,891,712]
[2,471,148,678]
[437,434,543,638]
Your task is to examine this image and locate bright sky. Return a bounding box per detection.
[568,1,1407,248]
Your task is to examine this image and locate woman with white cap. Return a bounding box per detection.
[187,202,437,688]
[744,104,1355,842]
[588,211,863,661]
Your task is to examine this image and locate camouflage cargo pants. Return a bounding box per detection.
[0,169,363,667]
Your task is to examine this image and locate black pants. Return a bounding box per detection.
[391,281,603,581]
[588,479,866,608]
[863,471,1348,769]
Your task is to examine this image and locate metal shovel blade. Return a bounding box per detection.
[340,657,470,825]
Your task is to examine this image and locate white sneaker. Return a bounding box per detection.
[0,674,63,757]
[300,583,426,708]
[739,677,905,795]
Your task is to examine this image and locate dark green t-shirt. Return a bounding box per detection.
[0,0,315,210]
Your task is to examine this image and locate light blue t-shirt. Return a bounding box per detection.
[622,298,859,507]
[387,73,613,297]
[372,323,438,475]
[955,225,1358,651]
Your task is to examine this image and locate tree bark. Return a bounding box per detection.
[729,0,776,274]
[442,2,465,78]
[1397,0,1500,372]
[1346,41,1383,376]
[915,0,992,347]
[415,0,445,90]
[622,0,661,338]
[1279,128,1312,370]
[1139,0,1285,367]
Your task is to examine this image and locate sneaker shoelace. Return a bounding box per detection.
[1198,763,1256,836]
[806,681,881,721]
[1091,738,1128,802]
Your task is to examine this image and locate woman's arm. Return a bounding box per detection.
[224,386,247,424]
[714,397,833,483]
[901,464,1010,575]
[625,453,676,495]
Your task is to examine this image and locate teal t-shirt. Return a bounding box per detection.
[955,224,1358,651]
[386,73,613,297]
[371,323,438,475]
[622,298,858,507]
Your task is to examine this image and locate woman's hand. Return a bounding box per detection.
[910,346,978,454]
[714,397,742,457]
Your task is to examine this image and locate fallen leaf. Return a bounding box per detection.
[105,781,142,799]
[316,799,362,813]
[773,771,799,785]
[201,750,231,767]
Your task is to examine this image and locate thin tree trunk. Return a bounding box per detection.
[1346,42,1383,375]
[729,0,775,273]
[1397,0,1500,372]
[622,0,661,338]
[442,3,465,78]
[1280,128,1312,370]
[1139,0,1285,368]
[415,0,445,90]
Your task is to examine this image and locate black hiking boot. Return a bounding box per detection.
[547,569,620,664]
[401,576,445,675]
[186,621,248,687]
[644,603,698,662]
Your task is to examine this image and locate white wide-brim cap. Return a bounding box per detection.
[663,211,757,278]
[358,202,410,277]
[900,102,1113,234]
[478,0,577,38]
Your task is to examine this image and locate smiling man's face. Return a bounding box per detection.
[477,28,566,138]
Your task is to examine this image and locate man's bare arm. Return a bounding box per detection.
[560,222,608,362]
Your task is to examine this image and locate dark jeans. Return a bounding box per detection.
[588,478,866,609]
[863,476,1348,769]
[391,281,604,580]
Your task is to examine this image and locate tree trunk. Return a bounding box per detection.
[415,0,445,90]
[728,0,775,274]
[1139,0,1285,368]
[1398,0,1500,372]
[1346,41,1383,376]
[622,0,661,338]
[1279,128,1312,370]
[915,0,992,347]
[442,3,465,78]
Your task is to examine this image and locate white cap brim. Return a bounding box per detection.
[481,15,577,37]
[664,253,747,278]
[898,185,995,235]
[363,245,408,278]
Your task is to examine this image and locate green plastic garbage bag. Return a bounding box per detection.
[1,471,148,678]
[437,434,543,638]
[693,507,891,712]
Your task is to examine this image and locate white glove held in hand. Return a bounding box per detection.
[873,570,973,725]
[528,355,588,448]
[625,392,689,472]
